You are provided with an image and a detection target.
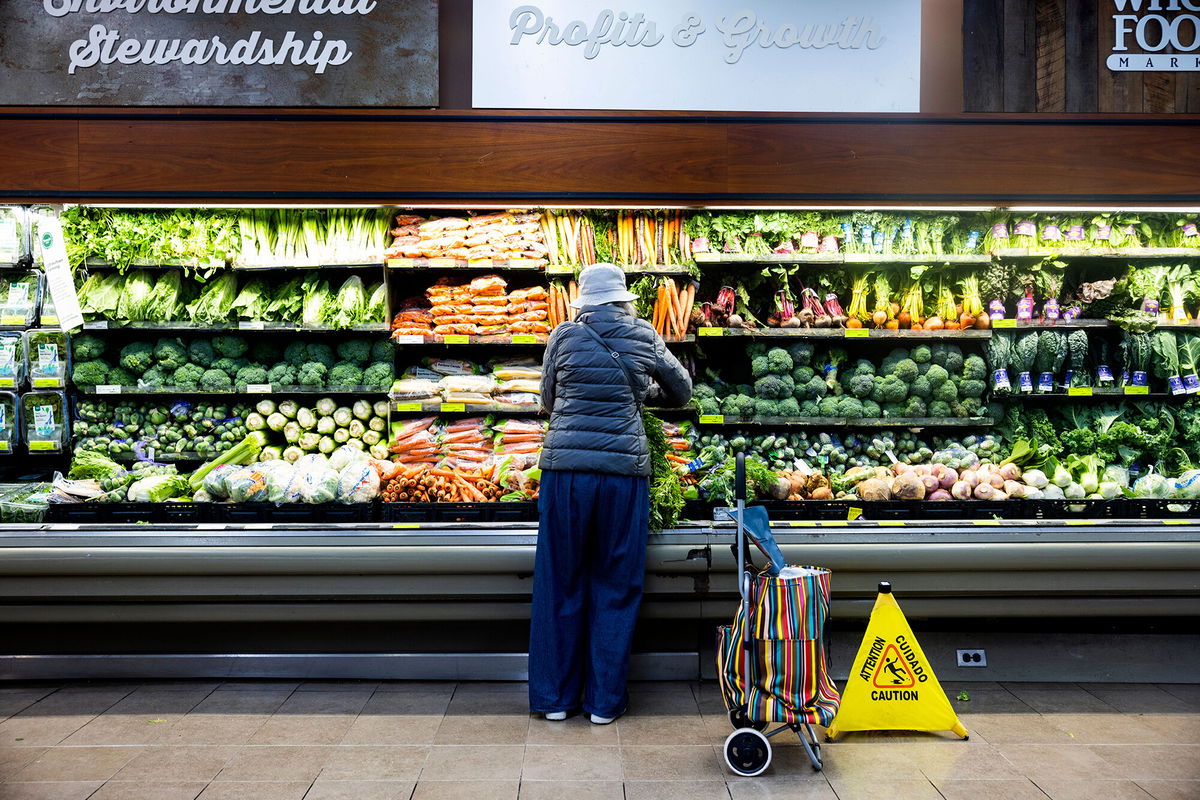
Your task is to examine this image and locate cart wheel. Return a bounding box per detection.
[728,707,767,732]
[724,728,772,777]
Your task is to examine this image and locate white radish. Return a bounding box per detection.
[951,480,973,500]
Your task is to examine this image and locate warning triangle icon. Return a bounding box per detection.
[871,644,917,689]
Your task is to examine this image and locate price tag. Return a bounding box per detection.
[440,403,466,412]
[393,335,424,344]
[1068,387,1094,397]
[28,441,57,451]
[1161,519,1190,525]
[697,327,724,337]
[96,385,122,395]
[991,318,1017,329]
[844,328,869,338]
[511,334,538,344]
[83,320,109,330]
[819,521,848,527]
[972,520,1000,526]
[238,321,265,330]
[547,266,575,275]
[387,257,413,268]
[245,384,271,394]
[0,378,12,388]
[392,523,420,529]
[787,521,814,527]
[1124,386,1150,395]
[196,524,227,530]
[467,259,493,268]
[41,316,59,327]
[0,441,8,451]
[693,252,719,262]
[442,335,470,344]
[877,521,906,526]
[429,257,458,268]
[392,402,423,412]
[0,316,25,326]
[847,506,863,520]
[1066,520,1095,526]
[698,414,725,424]
[31,378,60,388]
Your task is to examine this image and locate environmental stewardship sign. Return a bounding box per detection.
[826,585,968,739]
[0,0,437,106]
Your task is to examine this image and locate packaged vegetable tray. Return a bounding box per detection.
[0,332,24,389]
[0,270,42,328]
[24,330,69,388]
[0,207,23,265]
[0,483,51,523]
[0,391,17,453]
[21,390,68,452]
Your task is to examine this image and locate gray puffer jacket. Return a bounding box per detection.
[539,305,692,476]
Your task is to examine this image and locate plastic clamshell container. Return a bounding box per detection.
[39,291,59,328]
[0,207,24,265]
[24,329,69,389]
[21,389,68,452]
[0,483,50,523]
[0,391,17,454]
[0,270,42,328]
[0,331,24,390]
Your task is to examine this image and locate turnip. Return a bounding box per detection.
[1024,487,1044,500]
[987,471,1005,489]
[973,482,1006,501]
[998,463,1022,482]
[856,477,891,501]
[928,489,952,501]
[1023,469,1048,489]
[920,474,940,493]
[893,472,926,500]
[950,480,973,500]
[937,466,959,489]
[1003,480,1026,498]
[960,469,978,488]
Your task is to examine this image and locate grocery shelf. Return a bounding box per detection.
[82,384,389,397]
[390,334,695,345]
[389,401,541,415]
[80,259,385,272]
[694,415,992,428]
[1003,389,1180,400]
[991,319,1199,331]
[694,327,992,340]
[387,257,545,271]
[692,252,991,265]
[548,265,695,277]
[81,321,389,333]
[992,247,1199,259]
[232,261,386,271]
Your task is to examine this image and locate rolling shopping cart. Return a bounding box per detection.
[715,453,840,777]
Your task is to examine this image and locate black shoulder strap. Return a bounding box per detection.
[574,320,642,410]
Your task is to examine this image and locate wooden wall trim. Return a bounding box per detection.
[3,113,1200,205]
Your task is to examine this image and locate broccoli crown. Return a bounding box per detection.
[786,342,814,367]
[336,339,373,366]
[750,355,770,379]
[958,397,983,417]
[212,335,248,359]
[329,362,365,388]
[880,375,908,403]
[777,397,801,418]
[931,343,948,367]
[267,363,298,385]
[851,358,876,377]
[71,359,110,389]
[882,402,906,418]
[911,344,932,364]
[139,366,167,389]
[925,363,950,387]
[693,383,717,401]
[807,375,828,399]
[106,366,136,387]
[766,348,793,375]
[172,363,205,389]
[943,345,964,375]
[891,358,920,383]
[370,340,392,364]
[754,397,780,417]
[211,357,247,378]
[928,400,952,418]
[720,395,742,416]
[848,373,875,399]
[818,396,840,416]
[72,334,106,361]
[200,369,233,392]
[800,400,820,417]
[699,397,721,416]
[904,396,928,417]
[963,353,988,381]
[153,338,188,371]
[880,356,900,377]
[918,361,932,376]
[909,375,933,401]
[754,374,794,401]
[307,343,336,369]
[118,342,155,374]
[861,399,882,418]
[188,339,215,368]
[284,341,308,364]
[746,343,768,359]
[959,378,986,399]
[932,380,959,403]
[234,366,269,391]
[837,396,864,418]
[298,362,328,387]
[250,340,283,364]
[792,365,816,386]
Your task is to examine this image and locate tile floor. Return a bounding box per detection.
[0,680,1196,799]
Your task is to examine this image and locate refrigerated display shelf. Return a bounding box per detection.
[82,384,389,397]
[80,321,390,333]
[694,415,993,428]
[1005,389,1177,400]
[389,335,695,345]
[990,319,1199,331]
[992,247,1200,259]
[694,327,992,340]
[81,259,387,272]
[387,257,545,271]
[692,252,993,265]
[387,402,688,416]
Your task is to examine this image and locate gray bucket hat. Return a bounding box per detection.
[569,263,637,308]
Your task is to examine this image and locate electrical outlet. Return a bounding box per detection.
[957,649,987,667]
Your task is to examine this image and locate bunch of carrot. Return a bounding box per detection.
[616,211,685,266]
[382,464,505,503]
[548,281,579,329]
[652,278,696,341]
[542,212,597,267]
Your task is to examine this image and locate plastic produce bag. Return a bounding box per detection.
[265,462,298,504]
[439,375,496,395]
[329,444,369,472]
[202,463,238,499]
[1133,471,1171,498]
[336,461,380,503]
[1171,469,1200,499]
[299,466,339,504]
[225,467,270,503]
[389,379,440,401]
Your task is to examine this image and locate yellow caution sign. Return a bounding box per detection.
[826,582,968,740]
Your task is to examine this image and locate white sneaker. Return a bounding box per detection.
[544,711,567,721]
[589,714,615,725]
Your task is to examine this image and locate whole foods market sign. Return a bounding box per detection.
[473,1,920,112]
[0,0,437,106]
[1107,0,1200,71]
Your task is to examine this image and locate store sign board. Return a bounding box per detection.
[1107,1,1200,71]
[472,1,920,112]
[0,0,437,106]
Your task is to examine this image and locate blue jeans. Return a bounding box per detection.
[528,469,650,718]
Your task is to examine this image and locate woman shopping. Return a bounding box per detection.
[529,263,693,725]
